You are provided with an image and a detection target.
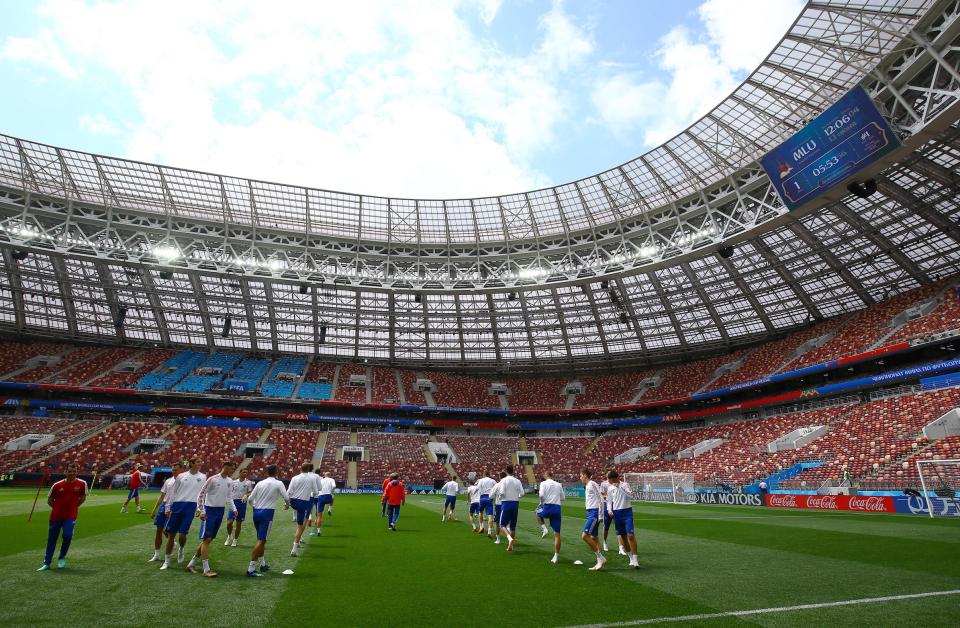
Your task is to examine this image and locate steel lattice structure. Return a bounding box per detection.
[0,0,958,372]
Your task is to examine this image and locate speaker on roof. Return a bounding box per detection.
[11,250,28,261]
[846,178,877,199]
[718,245,735,259]
[299,284,309,295]
[414,293,422,304]
[159,270,173,280]
[319,324,327,345]
[221,316,232,338]
[114,305,128,329]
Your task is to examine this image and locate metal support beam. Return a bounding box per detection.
[262,281,279,353]
[188,271,215,348]
[138,267,171,346]
[877,176,960,246]
[789,221,876,306]
[647,272,690,350]
[238,277,259,352]
[49,256,77,338]
[829,202,930,284]
[751,238,824,321]
[1,249,26,332]
[550,289,573,364]
[714,255,775,333]
[680,262,730,344]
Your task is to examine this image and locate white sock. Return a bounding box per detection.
[152,549,160,558]
[595,550,604,559]
[506,532,514,543]
[552,553,558,561]
[248,560,258,573]
[259,557,266,566]
[188,556,197,568]
[541,524,548,533]
[202,560,210,572]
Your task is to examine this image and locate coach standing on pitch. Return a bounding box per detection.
[37,462,87,571]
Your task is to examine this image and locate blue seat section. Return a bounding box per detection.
[172,353,243,393]
[297,381,332,400]
[134,351,207,391]
[227,357,273,390]
[260,357,308,398]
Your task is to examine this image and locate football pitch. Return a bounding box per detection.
[1,488,958,627]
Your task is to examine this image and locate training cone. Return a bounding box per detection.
[282,569,295,575]
[573,560,584,565]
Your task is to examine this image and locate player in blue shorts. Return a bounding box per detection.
[440,478,459,522]
[580,468,606,571]
[466,481,481,531]
[161,457,206,570]
[475,471,497,537]
[498,466,524,552]
[491,471,507,544]
[600,472,626,555]
[605,470,639,569]
[187,460,237,577]
[245,464,290,577]
[225,468,253,547]
[537,471,565,564]
[149,462,181,562]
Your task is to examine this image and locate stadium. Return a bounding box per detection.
[1,0,959,625]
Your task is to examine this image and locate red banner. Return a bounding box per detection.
[765,494,894,513]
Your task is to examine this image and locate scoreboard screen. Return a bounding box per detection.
[760,85,900,211]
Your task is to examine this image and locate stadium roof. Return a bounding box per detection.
[0,0,958,372]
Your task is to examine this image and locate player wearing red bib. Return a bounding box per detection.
[38,463,87,571]
[121,463,148,513]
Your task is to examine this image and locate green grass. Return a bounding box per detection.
[1,488,959,626]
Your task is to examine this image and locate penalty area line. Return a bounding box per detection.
[559,589,960,628]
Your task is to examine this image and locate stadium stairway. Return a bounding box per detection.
[311,431,327,469]
[869,281,958,350]
[103,422,179,474]
[1,345,74,380]
[290,355,313,399]
[233,427,273,476]
[393,370,407,404]
[38,347,109,384]
[331,364,342,401]
[347,431,358,488]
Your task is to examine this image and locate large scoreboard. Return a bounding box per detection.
[760,85,900,211]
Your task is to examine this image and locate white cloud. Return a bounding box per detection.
[2,0,594,198]
[0,32,77,79]
[591,0,804,147]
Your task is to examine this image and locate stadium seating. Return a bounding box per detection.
[134,350,207,391]
[260,357,308,398]
[226,356,273,391]
[319,431,350,482]
[88,349,176,388]
[38,347,139,386]
[792,281,949,369]
[429,372,498,408]
[0,341,71,379]
[370,366,401,403]
[503,376,567,409]
[526,437,598,483]
[129,425,262,470]
[12,345,103,383]
[0,419,104,472]
[575,371,654,408]
[30,420,168,473]
[173,352,243,393]
[445,435,519,478]
[785,388,960,486]
[871,435,960,486]
[335,364,367,403]
[0,416,68,445]
[888,287,960,344]
[246,427,320,480]
[297,361,335,400]
[356,432,445,486]
[398,368,427,405]
[648,351,745,401]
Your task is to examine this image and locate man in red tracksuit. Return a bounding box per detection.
[383,473,406,531]
[381,475,392,518]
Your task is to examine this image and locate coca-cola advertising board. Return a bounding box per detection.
[765,494,894,513]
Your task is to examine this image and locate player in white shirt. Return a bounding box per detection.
[313,471,337,535]
[490,472,507,544]
[161,457,207,570]
[288,462,322,556]
[580,468,606,571]
[498,465,525,552]
[225,469,254,546]
[149,462,182,562]
[466,481,482,531]
[605,470,639,568]
[440,479,460,522]
[599,475,625,555]
[475,471,498,538]
[244,464,291,577]
[537,471,565,563]
[186,460,238,577]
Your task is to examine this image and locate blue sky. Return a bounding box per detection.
[0,0,804,198]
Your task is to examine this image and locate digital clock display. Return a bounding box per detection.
[760,85,900,211]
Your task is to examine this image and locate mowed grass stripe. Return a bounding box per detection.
[0,513,304,626]
[273,495,731,628]
[410,496,960,619]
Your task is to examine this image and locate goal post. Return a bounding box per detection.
[916,459,960,518]
[623,472,695,504]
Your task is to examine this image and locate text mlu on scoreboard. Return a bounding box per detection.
[760,85,900,211]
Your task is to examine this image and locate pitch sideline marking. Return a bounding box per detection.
[559,589,960,627]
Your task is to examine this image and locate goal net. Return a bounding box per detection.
[916,459,960,517]
[623,472,695,504]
